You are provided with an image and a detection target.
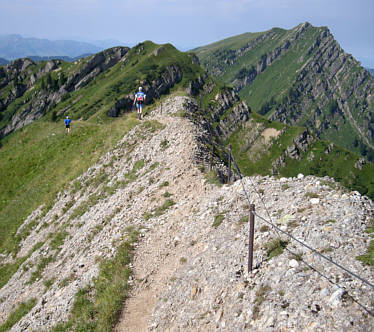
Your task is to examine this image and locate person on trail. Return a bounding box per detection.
[134,87,146,120]
[64,116,71,133]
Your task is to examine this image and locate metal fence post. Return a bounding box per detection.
[228,144,232,184]
[248,204,255,273]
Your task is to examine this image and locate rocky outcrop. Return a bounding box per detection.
[64,47,129,92]
[208,88,251,139]
[186,74,206,96]
[270,130,315,174]
[285,130,315,159]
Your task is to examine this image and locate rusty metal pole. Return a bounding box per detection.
[210,141,214,171]
[248,204,255,273]
[228,145,232,184]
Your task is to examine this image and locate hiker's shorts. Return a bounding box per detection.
[136,103,143,111]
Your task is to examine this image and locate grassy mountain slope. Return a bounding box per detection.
[0,114,138,255]
[0,42,207,256]
[193,23,374,161]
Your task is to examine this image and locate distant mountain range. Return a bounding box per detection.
[368,68,374,76]
[0,34,111,60]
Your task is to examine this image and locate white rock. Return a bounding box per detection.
[328,288,346,308]
[289,259,299,268]
[297,173,304,179]
[310,198,320,205]
[320,288,330,298]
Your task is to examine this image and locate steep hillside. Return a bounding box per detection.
[0,96,373,331]
[193,23,374,161]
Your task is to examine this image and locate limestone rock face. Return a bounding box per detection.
[64,47,129,92]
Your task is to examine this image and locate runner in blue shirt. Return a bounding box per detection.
[133,87,146,120]
[64,116,71,133]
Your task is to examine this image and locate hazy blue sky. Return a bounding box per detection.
[1,0,373,66]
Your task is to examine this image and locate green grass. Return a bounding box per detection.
[0,298,36,332]
[0,241,43,289]
[228,117,304,175]
[264,239,288,259]
[29,254,55,284]
[51,228,138,332]
[213,214,225,228]
[50,230,69,251]
[0,114,138,257]
[142,199,175,221]
[356,219,374,266]
[279,140,374,200]
[204,170,222,185]
[356,241,374,267]
[226,110,374,200]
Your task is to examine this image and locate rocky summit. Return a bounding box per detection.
[0,96,373,331]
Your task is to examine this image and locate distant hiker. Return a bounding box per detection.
[64,116,71,133]
[133,87,146,120]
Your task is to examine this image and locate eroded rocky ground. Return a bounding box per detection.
[0,96,373,331]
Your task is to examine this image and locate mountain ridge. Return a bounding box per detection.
[0,96,373,331]
[193,22,374,161]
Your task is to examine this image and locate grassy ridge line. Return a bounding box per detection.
[0,113,138,255]
[1,42,203,138]
[51,42,203,123]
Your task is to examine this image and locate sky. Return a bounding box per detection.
[1,0,374,67]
